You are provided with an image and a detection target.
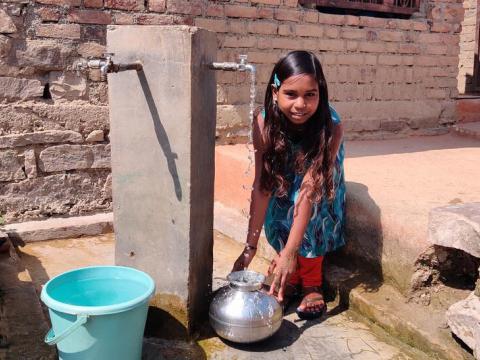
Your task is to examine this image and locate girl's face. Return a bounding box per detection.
[273,74,319,125]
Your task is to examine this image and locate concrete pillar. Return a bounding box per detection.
[107,25,216,333]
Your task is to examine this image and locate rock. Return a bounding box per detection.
[0,130,83,149]
[446,292,480,351]
[0,9,16,34]
[39,144,93,172]
[0,173,111,222]
[91,144,110,169]
[0,77,44,101]
[103,173,112,199]
[77,42,106,58]
[428,203,480,258]
[0,35,12,58]
[16,40,75,71]
[0,150,25,181]
[23,149,37,178]
[0,104,109,137]
[49,71,87,100]
[86,129,104,142]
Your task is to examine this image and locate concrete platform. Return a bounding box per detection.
[215,134,480,294]
[11,232,426,359]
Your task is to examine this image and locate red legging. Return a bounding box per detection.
[288,255,323,287]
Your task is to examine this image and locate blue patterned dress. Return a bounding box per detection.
[263,105,346,258]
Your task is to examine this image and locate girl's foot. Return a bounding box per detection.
[296,286,327,320]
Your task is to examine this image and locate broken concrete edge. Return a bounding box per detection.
[446,292,480,353]
[324,264,473,360]
[1,212,113,244]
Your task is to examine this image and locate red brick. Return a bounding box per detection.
[302,38,317,51]
[227,19,247,34]
[149,0,166,13]
[398,43,420,54]
[68,9,112,24]
[318,39,345,51]
[341,28,367,40]
[415,56,438,66]
[378,30,405,42]
[252,0,281,4]
[136,13,191,25]
[296,24,322,37]
[345,15,359,26]
[304,10,318,23]
[36,0,81,5]
[113,12,135,24]
[222,35,257,48]
[104,0,143,11]
[431,23,452,32]
[225,5,257,18]
[257,7,274,19]
[283,0,298,6]
[278,24,295,36]
[274,8,301,22]
[378,54,403,65]
[359,16,387,28]
[324,26,339,39]
[84,0,103,8]
[195,18,227,32]
[417,33,444,44]
[36,24,81,39]
[358,42,386,53]
[167,0,203,16]
[247,21,277,35]
[271,37,302,49]
[426,44,448,55]
[337,54,363,65]
[206,4,223,17]
[413,21,429,31]
[318,13,344,25]
[35,7,61,21]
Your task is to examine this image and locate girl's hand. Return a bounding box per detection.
[231,247,257,272]
[268,249,298,302]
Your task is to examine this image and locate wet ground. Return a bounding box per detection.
[9,231,430,359]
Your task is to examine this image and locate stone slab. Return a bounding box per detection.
[3,212,113,243]
[325,264,472,360]
[429,203,480,258]
[446,292,480,351]
[107,25,216,332]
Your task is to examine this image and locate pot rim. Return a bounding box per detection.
[227,270,265,291]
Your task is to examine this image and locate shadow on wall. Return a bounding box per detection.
[137,70,182,201]
[324,181,383,308]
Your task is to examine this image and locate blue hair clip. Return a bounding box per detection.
[273,73,281,88]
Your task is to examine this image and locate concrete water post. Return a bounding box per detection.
[107,25,216,334]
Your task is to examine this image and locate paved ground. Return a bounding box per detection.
[13,232,426,359]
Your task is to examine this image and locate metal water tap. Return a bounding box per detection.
[209,54,256,73]
[73,53,143,81]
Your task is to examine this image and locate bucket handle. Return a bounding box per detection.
[44,314,89,346]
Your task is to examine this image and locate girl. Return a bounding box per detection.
[232,50,346,320]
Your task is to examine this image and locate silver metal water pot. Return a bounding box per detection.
[209,270,283,343]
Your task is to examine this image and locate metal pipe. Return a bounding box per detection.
[209,54,256,73]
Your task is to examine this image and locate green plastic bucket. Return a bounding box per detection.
[40,266,155,360]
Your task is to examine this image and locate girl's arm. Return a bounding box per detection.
[268,171,313,301]
[232,113,271,271]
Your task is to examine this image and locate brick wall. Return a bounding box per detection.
[0,0,465,223]
[457,0,477,93]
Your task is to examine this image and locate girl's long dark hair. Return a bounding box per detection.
[261,50,334,203]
